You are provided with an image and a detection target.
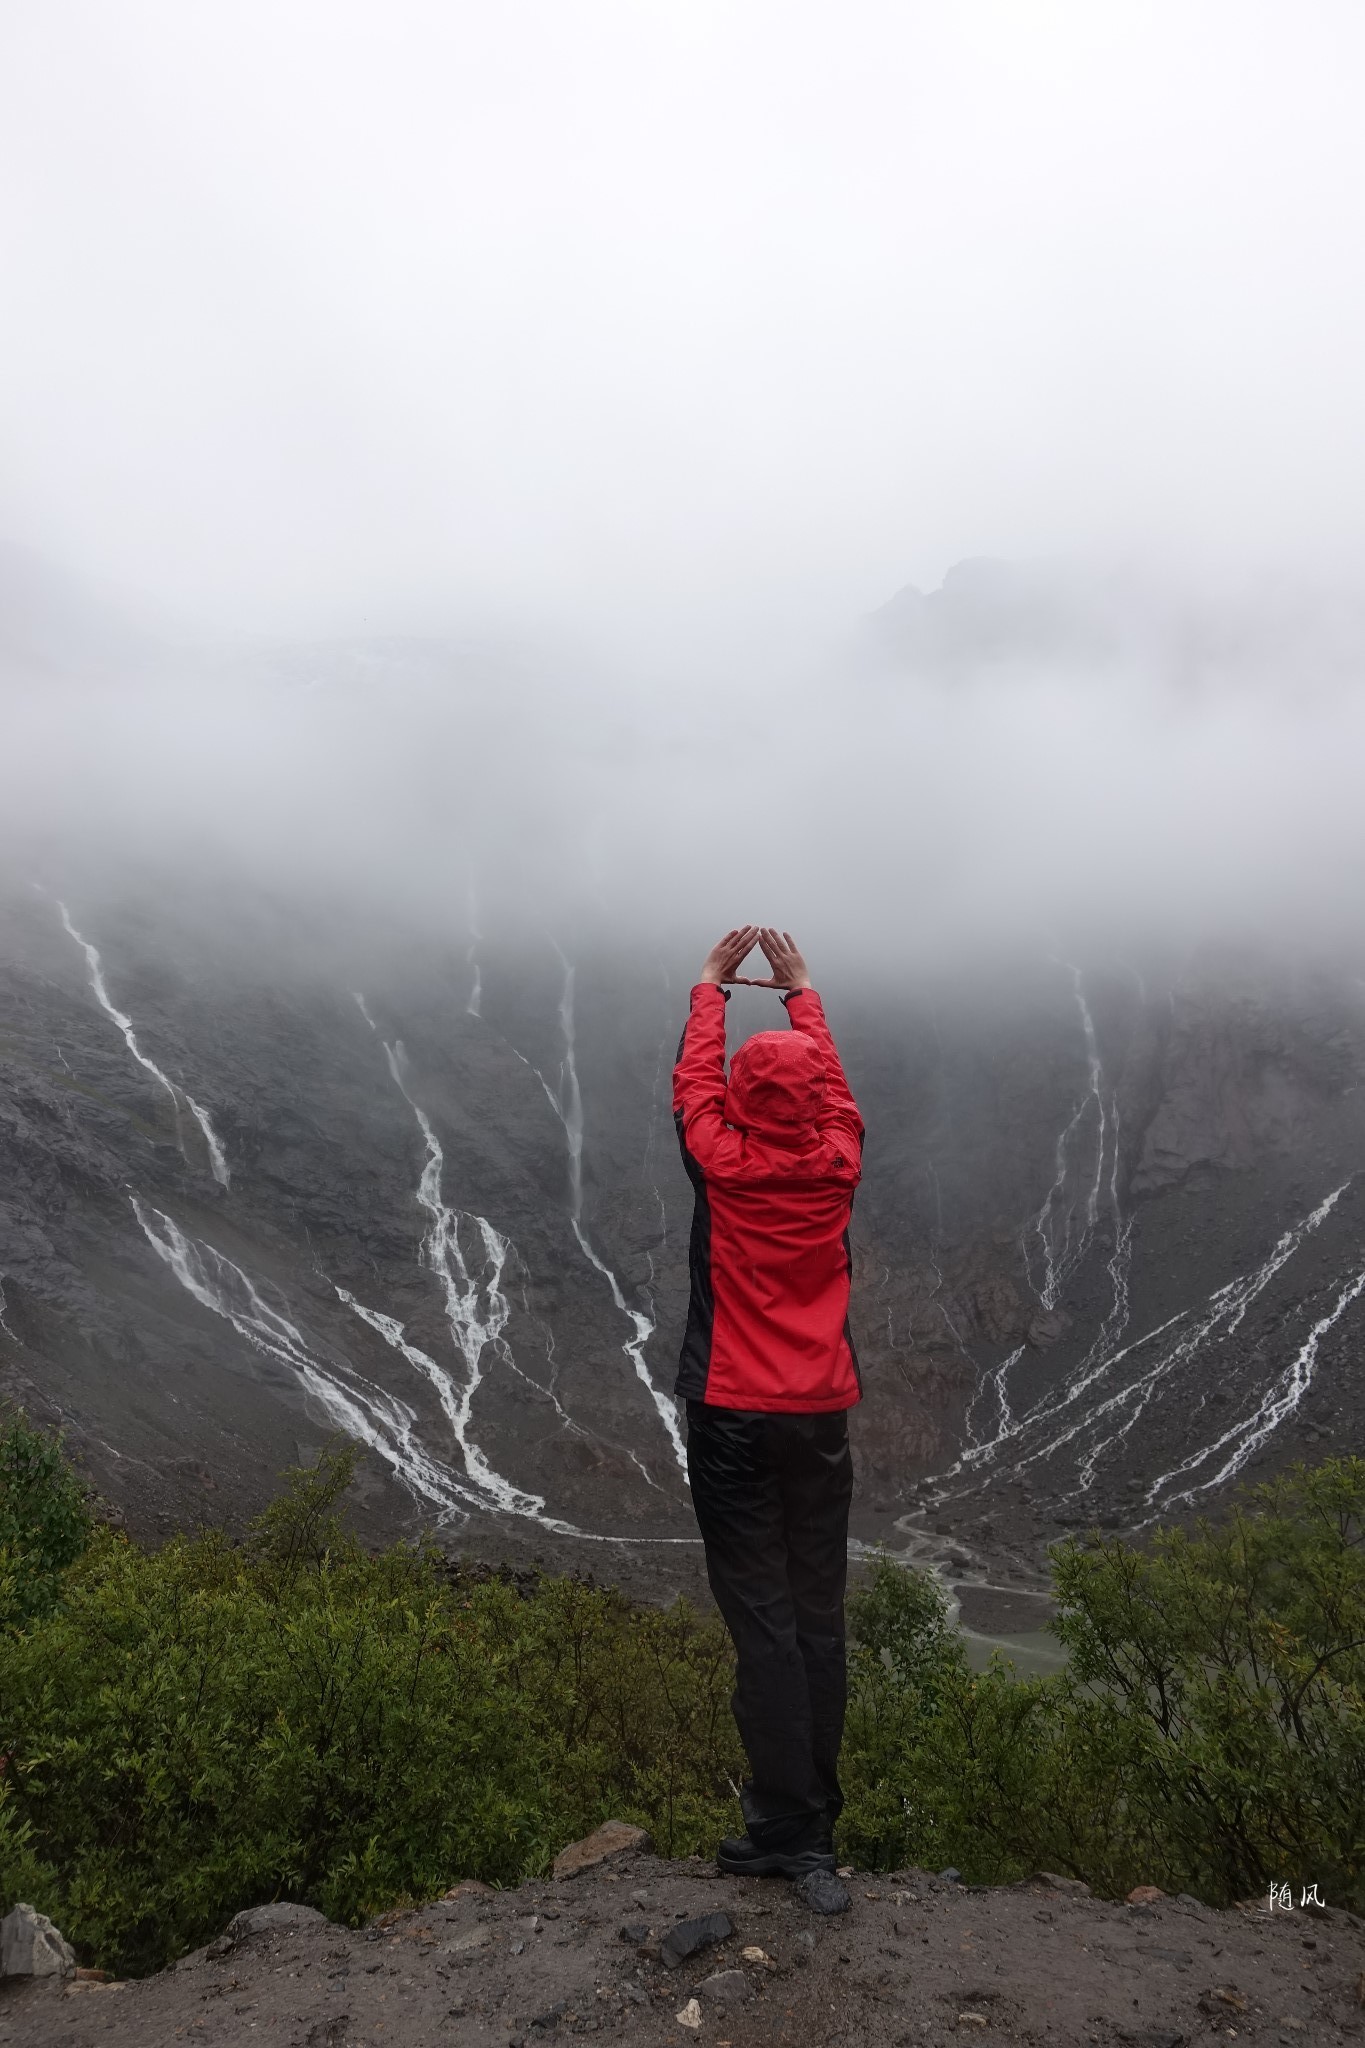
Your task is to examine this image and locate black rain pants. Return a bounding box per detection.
[685,1399,854,1851]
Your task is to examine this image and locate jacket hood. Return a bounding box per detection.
[724,1029,826,1137]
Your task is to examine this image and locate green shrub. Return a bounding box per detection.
[0,1443,740,1973]
[839,1456,1365,1910]
[1,1437,1360,1975]
[0,1407,92,1628]
[1048,1454,1365,1906]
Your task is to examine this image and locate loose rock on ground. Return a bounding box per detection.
[3,1851,1363,2047]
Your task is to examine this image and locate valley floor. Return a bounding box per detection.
[6,1850,1362,2048]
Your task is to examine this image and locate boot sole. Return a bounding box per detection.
[715,1848,837,1879]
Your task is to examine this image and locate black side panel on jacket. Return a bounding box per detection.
[675,1115,715,1400]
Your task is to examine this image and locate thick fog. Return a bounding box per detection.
[4,4,1365,971]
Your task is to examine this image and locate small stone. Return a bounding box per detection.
[938,1866,962,1883]
[740,1945,772,1965]
[794,1870,851,1916]
[1127,1885,1167,1905]
[442,1880,496,1901]
[696,1968,751,2006]
[794,1930,815,1952]
[1204,1988,1249,2014]
[0,1904,77,1979]
[675,1997,702,2029]
[957,2016,989,2030]
[630,1890,652,1909]
[1032,1870,1090,1896]
[660,1912,734,1968]
[619,1922,651,1945]
[510,1940,525,1956]
[552,1821,652,1881]
[448,1927,492,1954]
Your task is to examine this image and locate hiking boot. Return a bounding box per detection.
[716,1831,837,1879]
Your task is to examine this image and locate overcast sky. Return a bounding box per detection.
[5,0,1365,647]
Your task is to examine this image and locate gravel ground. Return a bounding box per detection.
[5,1853,1364,2048]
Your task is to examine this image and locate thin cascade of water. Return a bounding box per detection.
[534,946,687,1475]
[1142,1228,1365,1512]
[378,1037,568,1524]
[130,1196,474,1518]
[56,899,230,1187]
[335,1282,583,1532]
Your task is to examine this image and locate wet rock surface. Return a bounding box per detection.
[4,1852,1362,2047]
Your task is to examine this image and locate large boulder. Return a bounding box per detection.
[224,1902,335,1943]
[0,1903,76,1979]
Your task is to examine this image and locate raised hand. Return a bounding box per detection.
[699,926,761,985]
[731,928,812,990]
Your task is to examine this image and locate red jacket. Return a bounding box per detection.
[673,984,864,1411]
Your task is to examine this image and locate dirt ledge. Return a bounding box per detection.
[4,1854,1363,2048]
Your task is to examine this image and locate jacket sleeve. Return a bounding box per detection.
[673,983,732,1170]
[782,988,865,1158]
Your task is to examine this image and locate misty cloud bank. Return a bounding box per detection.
[5,545,1365,979]
[4,4,1365,977]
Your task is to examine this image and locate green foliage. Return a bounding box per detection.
[1048,1454,1365,1906]
[0,1407,92,1627]
[840,1457,1365,1910]
[1,1438,1361,1977]
[0,1443,740,1975]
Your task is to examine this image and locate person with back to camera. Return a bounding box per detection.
[673,923,864,1880]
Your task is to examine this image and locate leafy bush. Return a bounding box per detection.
[1048,1454,1365,1906]
[1,1432,1360,1976]
[0,1407,92,1627]
[840,1456,1365,1910]
[0,1441,740,1973]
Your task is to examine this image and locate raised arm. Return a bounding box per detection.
[783,989,864,1152]
[738,927,864,1155]
[673,927,758,1169]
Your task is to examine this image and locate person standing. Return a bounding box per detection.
[673,924,864,1878]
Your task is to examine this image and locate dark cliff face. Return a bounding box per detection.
[2,872,1363,1591]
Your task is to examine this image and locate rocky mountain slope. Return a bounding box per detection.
[2,865,1363,1600]
[4,552,1365,1602]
